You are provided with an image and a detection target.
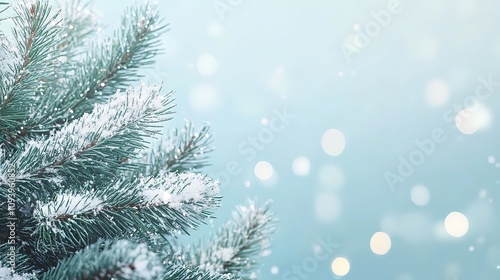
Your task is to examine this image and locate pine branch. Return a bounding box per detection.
[182,200,276,279]
[0,0,60,144]
[28,172,220,268]
[0,84,173,199]
[0,243,38,277]
[41,239,164,280]
[137,121,214,177]
[161,263,240,280]
[53,0,98,55]
[0,1,278,279]
[33,2,168,130]
[32,0,99,96]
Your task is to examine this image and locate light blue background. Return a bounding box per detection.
[96,0,500,279]
[8,0,500,279]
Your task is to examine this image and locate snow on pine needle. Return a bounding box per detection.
[0,264,36,280]
[30,171,221,249]
[138,120,215,175]
[3,83,174,195]
[41,239,164,280]
[181,200,276,278]
[0,1,277,278]
[33,192,103,223]
[141,171,220,211]
[0,35,21,86]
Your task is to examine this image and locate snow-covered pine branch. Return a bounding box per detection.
[182,200,276,279]
[0,1,277,278]
[0,243,37,277]
[53,0,99,55]
[41,239,163,280]
[0,83,174,198]
[33,0,101,100]
[0,265,36,280]
[137,121,214,177]
[162,262,240,280]
[29,172,220,268]
[33,2,168,130]
[0,0,61,142]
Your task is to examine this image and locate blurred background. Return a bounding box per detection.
[8,0,500,278]
[98,0,500,279]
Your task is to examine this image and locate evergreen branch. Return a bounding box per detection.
[138,121,214,177]
[28,172,220,267]
[0,1,277,278]
[0,84,174,198]
[183,200,276,279]
[54,0,97,55]
[161,263,240,280]
[37,2,168,128]
[0,243,38,277]
[31,0,99,97]
[0,0,60,141]
[3,0,100,145]
[41,239,164,280]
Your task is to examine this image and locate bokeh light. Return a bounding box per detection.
[321,129,346,156]
[254,161,274,180]
[197,53,218,76]
[425,79,450,107]
[292,156,310,176]
[410,185,430,206]
[444,212,469,237]
[455,104,491,135]
[370,232,392,255]
[488,156,495,164]
[331,257,350,276]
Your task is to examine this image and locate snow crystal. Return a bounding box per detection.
[34,193,103,221]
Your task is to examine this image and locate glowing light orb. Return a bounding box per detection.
[370,232,392,255]
[197,53,218,76]
[410,185,430,206]
[425,79,450,107]
[254,161,273,180]
[455,105,491,135]
[331,257,350,276]
[292,156,310,176]
[321,129,346,156]
[444,212,469,237]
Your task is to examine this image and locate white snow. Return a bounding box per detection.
[0,263,36,280]
[140,171,220,210]
[219,248,235,262]
[6,83,167,180]
[34,192,103,221]
[114,240,163,279]
[0,34,21,86]
[193,200,275,276]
